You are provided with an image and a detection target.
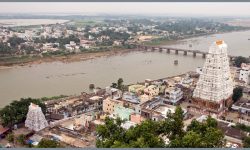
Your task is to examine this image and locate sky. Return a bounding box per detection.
[0,2,250,17]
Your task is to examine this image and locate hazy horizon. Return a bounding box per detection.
[0,2,250,17]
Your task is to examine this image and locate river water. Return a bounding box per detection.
[0,30,250,107]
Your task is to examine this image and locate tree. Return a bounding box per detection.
[7,36,26,48]
[182,116,224,148]
[6,133,14,143]
[234,56,249,68]
[96,117,126,148]
[96,108,224,148]
[37,139,62,148]
[110,78,125,90]
[232,87,243,103]
[16,134,25,145]
[181,131,202,148]
[111,83,117,88]
[117,78,124,90]
[243,136,250,148]
[0,42,12,54]
[166,106,185,140]
[96,117,164,148]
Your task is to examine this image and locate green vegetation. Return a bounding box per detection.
[111,78,127,91]
[227,123,250,148]
[37,139,62,148]
[143,37,170,46]
[155,19,245,34]
[84,29,130,46]
[232,87,243,103]
[34,35,80,46]
[0,98,46,127]
[73,19,103,27]
[6,133,14,143]
[40,95,68,101]
[0,55,41,66]
[234,56,250,67]
[7,36,26,48]
[16,134,26,145]
[243,136,250,148]
[117,78,124,90]
[233,123,250,133]
[0,42,12,54]
[96,107,224,148]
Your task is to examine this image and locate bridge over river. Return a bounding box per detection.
[136,45,236,61]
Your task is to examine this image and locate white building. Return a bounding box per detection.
[165,87,183,104]
[239,63,250,85]
[239,69,250,84]
[70,41,76,47]
[192,40,234,116]
[180,74,193,87]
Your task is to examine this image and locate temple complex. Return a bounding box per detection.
[189,40,234,117]
[25,103,48,132]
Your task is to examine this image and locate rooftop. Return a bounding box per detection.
[218,121,244,140]
[232,98,250,110]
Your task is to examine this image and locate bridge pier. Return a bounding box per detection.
[167,49,170,53]
[175,50,178,55]
[202,53,206,58]
[193,52,196,57]
[159,48,163,52]
[184,51,187,56]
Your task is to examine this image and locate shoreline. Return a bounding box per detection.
[144,29,250,46]
[0,29,249,69]
[0,48,137,69]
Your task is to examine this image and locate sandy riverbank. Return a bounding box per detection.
[0,48,137,69]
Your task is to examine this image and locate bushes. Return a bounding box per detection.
[234,56,249,67]
[232,87,243,103]
[6,133,14,143]
[37,139,62,148]
[16,134,25,145]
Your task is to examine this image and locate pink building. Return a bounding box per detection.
[130,113,145,124]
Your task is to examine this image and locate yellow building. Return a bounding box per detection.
[144,85,159,98]
[128,84,146,94]
[103,97,124,114]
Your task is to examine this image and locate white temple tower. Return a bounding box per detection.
[191,40,234,116]
[25,103,48,132]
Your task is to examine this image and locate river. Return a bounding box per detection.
[0,30,250,107]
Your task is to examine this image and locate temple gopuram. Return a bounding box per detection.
[189,40,234,117]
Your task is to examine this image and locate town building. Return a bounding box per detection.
[239,63,250,85]
[102,97,123,114]
[128,84,146,95]
[231,98,250,125]
[190,40,234,117]
[164,87,183,104]
[46,92,105,119]
[130,113,145,124]
[143,85,160,98]
[105,87,122,100]
[113,105,135,120]
[180,74,194,87]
